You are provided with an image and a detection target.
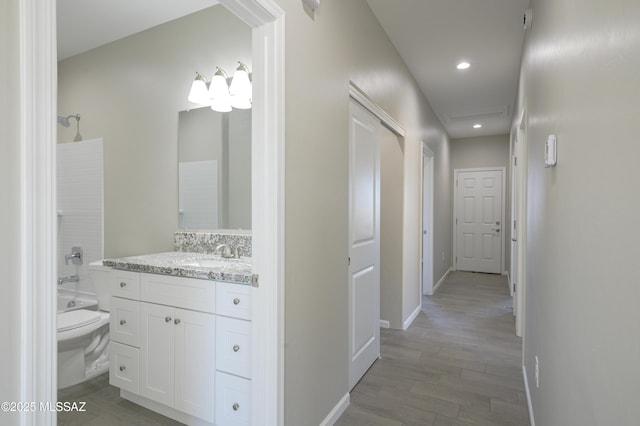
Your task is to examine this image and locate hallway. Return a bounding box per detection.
[337,271,529,426]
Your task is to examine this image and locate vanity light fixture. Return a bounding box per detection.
[187,72,210,105]
[456,61,471,70]
[229,62,252,109]
[187,62,252,112]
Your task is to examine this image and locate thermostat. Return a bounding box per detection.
[545,134,557,167]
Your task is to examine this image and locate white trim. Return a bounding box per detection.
[432,267,452,295]
[379,320,390,329]
[452,167,506,274]
[319,393,350,426]
[420,143,435,296]
[349,81,406,138]
[218,1,286,425]
[27,0,285,425]
[20,0,58,423]
[522,365,536,426]
[402,305,421,331]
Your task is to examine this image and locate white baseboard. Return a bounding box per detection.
[522,365,536,426]
[402,305,421,330]
[432,267,452,294]
[319,392,350,426]
[379,320,390,329]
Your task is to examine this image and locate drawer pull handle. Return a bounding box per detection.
[233,298,240,305]
[233,344,240,352]
[165,317,172,323]
[232,402,240,411]
[119,365,126,372]
[120,319,126,325]
[174,318,181,325]
[120,282,127,288]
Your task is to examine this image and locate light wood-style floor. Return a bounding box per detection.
[336,271,530,426]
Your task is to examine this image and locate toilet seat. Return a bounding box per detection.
[58,309,110,342]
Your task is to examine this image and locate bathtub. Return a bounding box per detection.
[57,288,98,313]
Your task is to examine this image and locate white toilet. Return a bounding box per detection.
[57,261,112,389]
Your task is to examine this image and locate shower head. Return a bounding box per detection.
[57,114,80,127]
[57,114,82,141]
[57,115,71,127]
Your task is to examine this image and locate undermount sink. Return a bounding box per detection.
[180,258,230,269]
[178,256,251,270]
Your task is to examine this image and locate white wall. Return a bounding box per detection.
[0,0,22,418]
[277,0,451,423]
[57,6,251,258]
[451,134,511,273]
[516,0,640,424]
[57,139,104,293]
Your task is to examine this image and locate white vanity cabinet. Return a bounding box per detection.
[109,270,251,426]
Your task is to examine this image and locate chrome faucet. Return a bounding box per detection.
[64,246,83,265]
[216,244,234,258]
[58,275,79,286]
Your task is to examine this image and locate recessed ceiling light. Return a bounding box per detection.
[473,124,482,129]
[456,61,471,70]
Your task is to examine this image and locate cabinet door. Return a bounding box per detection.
[140,302,175,406]
[110,297,139,347]
[174,308,215,423]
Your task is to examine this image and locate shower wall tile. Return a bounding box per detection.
[57,138,104,294]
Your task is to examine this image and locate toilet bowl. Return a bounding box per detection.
[57,261,112,389]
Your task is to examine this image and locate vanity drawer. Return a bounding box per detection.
[141,274,215,313]
[215,371,251,426]
[109,341,139,394]
[112,270,141,300]
[216,316,252,379]
[216,282,252,320]
[110,297,140,347]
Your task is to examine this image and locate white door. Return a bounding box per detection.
[174,308,215,423]
[422,147,434,295]
[348,99,380,390]
[455,169,503,274]
[140,302,175,406]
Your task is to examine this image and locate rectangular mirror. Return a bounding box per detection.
[178,107,251,230]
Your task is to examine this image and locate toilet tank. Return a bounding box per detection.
[89,261,112,311]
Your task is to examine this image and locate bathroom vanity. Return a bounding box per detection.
[104,247,252,426]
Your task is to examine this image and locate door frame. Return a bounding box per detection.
[421,144,434,295]
[19,0,285,424]
[452,167,506,274]
[514,107,528,338]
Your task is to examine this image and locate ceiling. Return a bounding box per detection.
[367,0,529,139]
[57,0,528,139]
[57,0,218,61]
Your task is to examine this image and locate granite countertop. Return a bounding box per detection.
[103,251,252,285]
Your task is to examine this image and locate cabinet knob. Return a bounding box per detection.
[165,316,172,323]
[174,318,181,325]
[120,282,126,288]
[119,365,126,372]
[233,298,241,305]
[120,319,126,325]
[233,344,240,352]
[232,402,240,411]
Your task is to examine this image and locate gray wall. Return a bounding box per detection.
[57,6,251,258]
[0,0,21,417]
[451,134,511,273]
[516,0,640,424]
[380,126,404,329]
[277,0,451,423]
